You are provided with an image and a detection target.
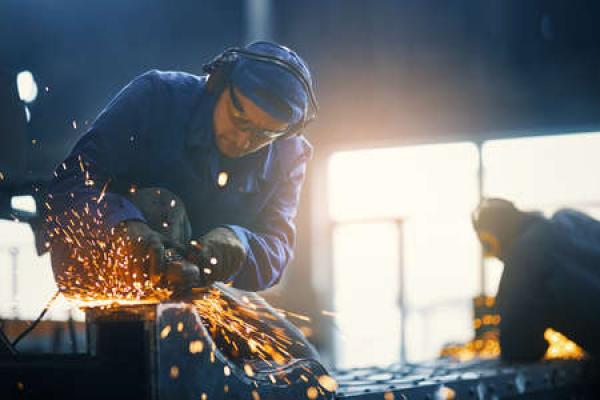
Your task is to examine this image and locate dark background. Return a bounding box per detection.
[2,0,600,358]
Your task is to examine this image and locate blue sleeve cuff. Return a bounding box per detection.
[220,224,251,255]
[102,194,147,229]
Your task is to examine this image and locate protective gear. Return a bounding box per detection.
[203,41,318,138]
[125,187,208,291]
[187,227,247,284]
[116,220,169,284]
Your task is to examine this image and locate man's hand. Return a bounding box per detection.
[187,227,247,283]
[118,220,170,283]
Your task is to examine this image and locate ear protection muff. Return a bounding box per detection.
[203,47,319,139]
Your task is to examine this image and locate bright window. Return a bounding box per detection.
[328,142,480,367]
[0,220,82,321]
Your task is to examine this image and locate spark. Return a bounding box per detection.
[217,171,229,187]
[306,387,318,400]
[160,325,171,339]
[210,257,218,265]
[318,375,337,392]
[189,340,204,354]
[244,363,254,377]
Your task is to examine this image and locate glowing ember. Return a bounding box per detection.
[244,363,255,377]
[442,328,585,361]
[318,375,337,392]
[306,386,319,400]
[160,325,172,339]
[189,340,204,354]
[544,328,585,360]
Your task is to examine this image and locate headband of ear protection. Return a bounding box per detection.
[202,47,319,138]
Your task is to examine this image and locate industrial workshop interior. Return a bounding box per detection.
[2,1,600,399]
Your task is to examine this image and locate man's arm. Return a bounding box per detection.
[224,144,312,291]
[47,71,158,230]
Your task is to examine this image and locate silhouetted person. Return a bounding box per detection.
[472,198,600,361]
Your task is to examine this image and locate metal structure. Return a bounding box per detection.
[1,300,598,399]
[0,302,333,400]
[333,359,598,399]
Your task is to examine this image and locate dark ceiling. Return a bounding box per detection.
[2,0,600,184]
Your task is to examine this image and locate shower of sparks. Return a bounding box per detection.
[45,160,172,305]
[192,289,294,366]
[46,158,336,397]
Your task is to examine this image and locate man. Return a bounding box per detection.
[47,41,317,292]
[472,198,600,361]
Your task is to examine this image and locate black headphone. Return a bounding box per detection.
[202,47,319,138]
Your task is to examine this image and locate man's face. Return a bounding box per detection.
[477,230,501,259]
[213,85,289,158]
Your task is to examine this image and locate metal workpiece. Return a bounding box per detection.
[332,358,598,399]
[86,301,334,400]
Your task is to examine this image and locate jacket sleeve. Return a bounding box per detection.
[497,228,551,361]
[46,72,158,231]
[225,142,312,291]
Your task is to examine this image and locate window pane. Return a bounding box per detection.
[332,222,401,368]
[328,142,480,366]
[0,220,83,321]
[483,132,600,208]
[328,143,480,221]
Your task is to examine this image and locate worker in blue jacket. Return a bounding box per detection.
[47,41,317,292]
[472,198,600,361]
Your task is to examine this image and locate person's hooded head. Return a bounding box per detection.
[472,198,528,260]
[209,41,316,158]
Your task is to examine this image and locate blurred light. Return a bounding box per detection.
[24,105,31,123]
[16,71,38,103]
[11,195,37,214]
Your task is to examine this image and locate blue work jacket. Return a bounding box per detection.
[48,70,312,291]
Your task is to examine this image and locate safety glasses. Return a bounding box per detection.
[228,84,289,140]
